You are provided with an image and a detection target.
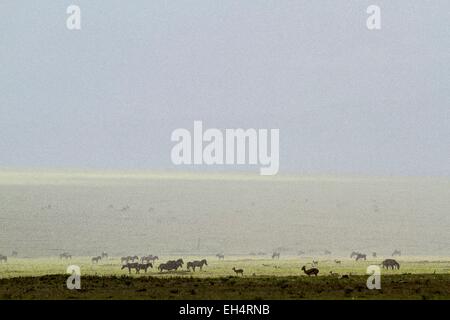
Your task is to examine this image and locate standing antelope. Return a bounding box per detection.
[232,267,244,276]
[301,266,319,276]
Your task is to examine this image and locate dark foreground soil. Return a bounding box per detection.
[0,274,449,300]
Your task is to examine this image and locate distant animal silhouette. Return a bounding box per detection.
[187,259,208,272]
[0,255,7,263]
[302,266,319,276]
[381,259,400,270]
[121,256,132,264]
[141,255,159,263]
[11,251,18,257]
[92,256,102,264]
[350,251,366,261]
[121,262,140,274]
[355,253,366,261]
[392,250,401,257]
[232,267,244,276]
[59,252,72,260]
[324,250,332,255]
[101,252,108,259]
[138,262,153,273]
[216,253,225,260]
[312,260,319,266]
[272,252,280,259]
[298,250,305,255]
[334,260,341,264]
[372,252,377,258]
[158,259,184,272]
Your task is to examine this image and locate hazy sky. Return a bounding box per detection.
[0,1,449,176]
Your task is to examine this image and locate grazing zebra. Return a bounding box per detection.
[392,250,401,257]
[130,255,139,262]
[59,252,72,260]
[92,256,102,264]
[350,251,366,261]
[187,259,208,272]
[138,262,153,273]
[121,262,141,274]
[0,255,7,263]
[158,259,183,272]
[216,253,224,260]
[301,266,319,276]
[381,259,400,270]
[355,253,366,261]
[141,255,159,263]
[232,267,244,276]
[272,252,280,259]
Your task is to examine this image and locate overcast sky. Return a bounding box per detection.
[0,1,449,176]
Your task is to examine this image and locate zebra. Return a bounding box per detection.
[216,253,224,260]
[0,255,7,263]
[187,259,208,272]
[392,249,401,257]
[138,262,153,273]
[121,256,132,264]
[59,252,72,260]
[355,253,366,261]
[121,262,141,274]
[158,259,183,272]
[101,252,108,259]
[92,256,102,264]
[141,255,159,263]
[381,259,400,270]
[350,251,366,261]
[272,252,280,259]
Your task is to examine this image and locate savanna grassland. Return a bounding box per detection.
[1,256,449,299]
[1,170,449,299]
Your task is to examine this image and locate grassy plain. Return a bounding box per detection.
[1,256,449,299]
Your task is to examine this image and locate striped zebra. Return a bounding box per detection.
[187,259,208,272]
[59,252,72,260]
[216,253,224,260]
[158,259,183,272]
[121,262,141,274]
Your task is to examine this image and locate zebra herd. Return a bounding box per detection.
[119,257,209,274]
